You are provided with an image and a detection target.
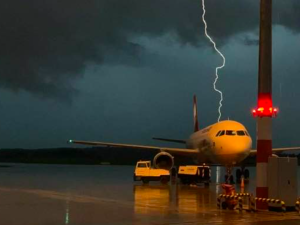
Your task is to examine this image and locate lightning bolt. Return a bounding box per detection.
[201,0,226,122]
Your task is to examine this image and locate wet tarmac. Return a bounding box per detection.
[0,164,299,225]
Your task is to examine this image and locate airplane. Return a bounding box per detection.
[69,95,300,183]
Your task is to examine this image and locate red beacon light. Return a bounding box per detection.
[252,107,278,118]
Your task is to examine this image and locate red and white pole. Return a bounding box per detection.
[256,0,273,210]
[256,110,272,209]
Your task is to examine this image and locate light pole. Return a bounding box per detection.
[252,0,276,210]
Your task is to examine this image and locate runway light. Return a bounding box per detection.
[69,140,73,143]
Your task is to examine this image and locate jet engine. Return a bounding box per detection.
[153,152,174,170]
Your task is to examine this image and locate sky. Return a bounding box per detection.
[0,0,300,149]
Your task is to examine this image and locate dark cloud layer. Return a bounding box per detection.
[0,0,299,100]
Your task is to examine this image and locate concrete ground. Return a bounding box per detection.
[0,164,299,225]
[0,184,300,225]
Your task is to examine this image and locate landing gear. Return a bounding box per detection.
[236,167,250,183]
[224,166,250,184]
[236,169,241,181]
[224,167,235,184]
[244,169,249,179]
[224,174,234,184]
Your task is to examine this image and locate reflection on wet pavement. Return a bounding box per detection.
[134,185,171,214]
[132,184,300,225]
[0,164,299,225]
[134,184,215,214]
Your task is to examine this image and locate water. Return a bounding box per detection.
[0,164,299,225]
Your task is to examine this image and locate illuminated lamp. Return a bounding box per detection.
[252,107,278,118]
[252,109,257,117]
[252,93,278,117]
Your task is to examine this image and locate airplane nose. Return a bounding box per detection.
[246,138,252,151]
[214,137,252,165]
[229,138,252,154]
[239,139,251,152]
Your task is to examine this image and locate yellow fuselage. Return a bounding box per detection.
[186,120,252,166]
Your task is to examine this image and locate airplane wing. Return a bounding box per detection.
[152,137,186,144]
[250,147,300,156]
[68,140,199,155]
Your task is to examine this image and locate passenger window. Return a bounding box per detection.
[216,131,221,137]
[219,130,225,136]
[237,130,245,136]
[226,130,236,136]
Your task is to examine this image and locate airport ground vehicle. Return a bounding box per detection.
[178,165,211,185]
[134,161,170,184]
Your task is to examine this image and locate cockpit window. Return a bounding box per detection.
[219,130,225,136]
[216,131,221,136]
[237,130,245,136]
[226,130,236,136]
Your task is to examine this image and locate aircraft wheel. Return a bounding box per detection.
[185,179,191,185]
[224,175,229,183]
[191,181,197,186]
[180,178,186,184]
[160,176,169,184]
[236,169,241,180]
[229,175,235,184]
[142,179,149,184]
[244,169,250,179]
[236,169,241,183]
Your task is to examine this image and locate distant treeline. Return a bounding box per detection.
[0,147,297,166]
[0,147,157,165]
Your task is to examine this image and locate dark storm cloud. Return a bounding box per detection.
[240,36,259,46]
[273,0,300,33]
[0,0,298,100]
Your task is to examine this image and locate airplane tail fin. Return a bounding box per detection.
[193,95,199,132]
